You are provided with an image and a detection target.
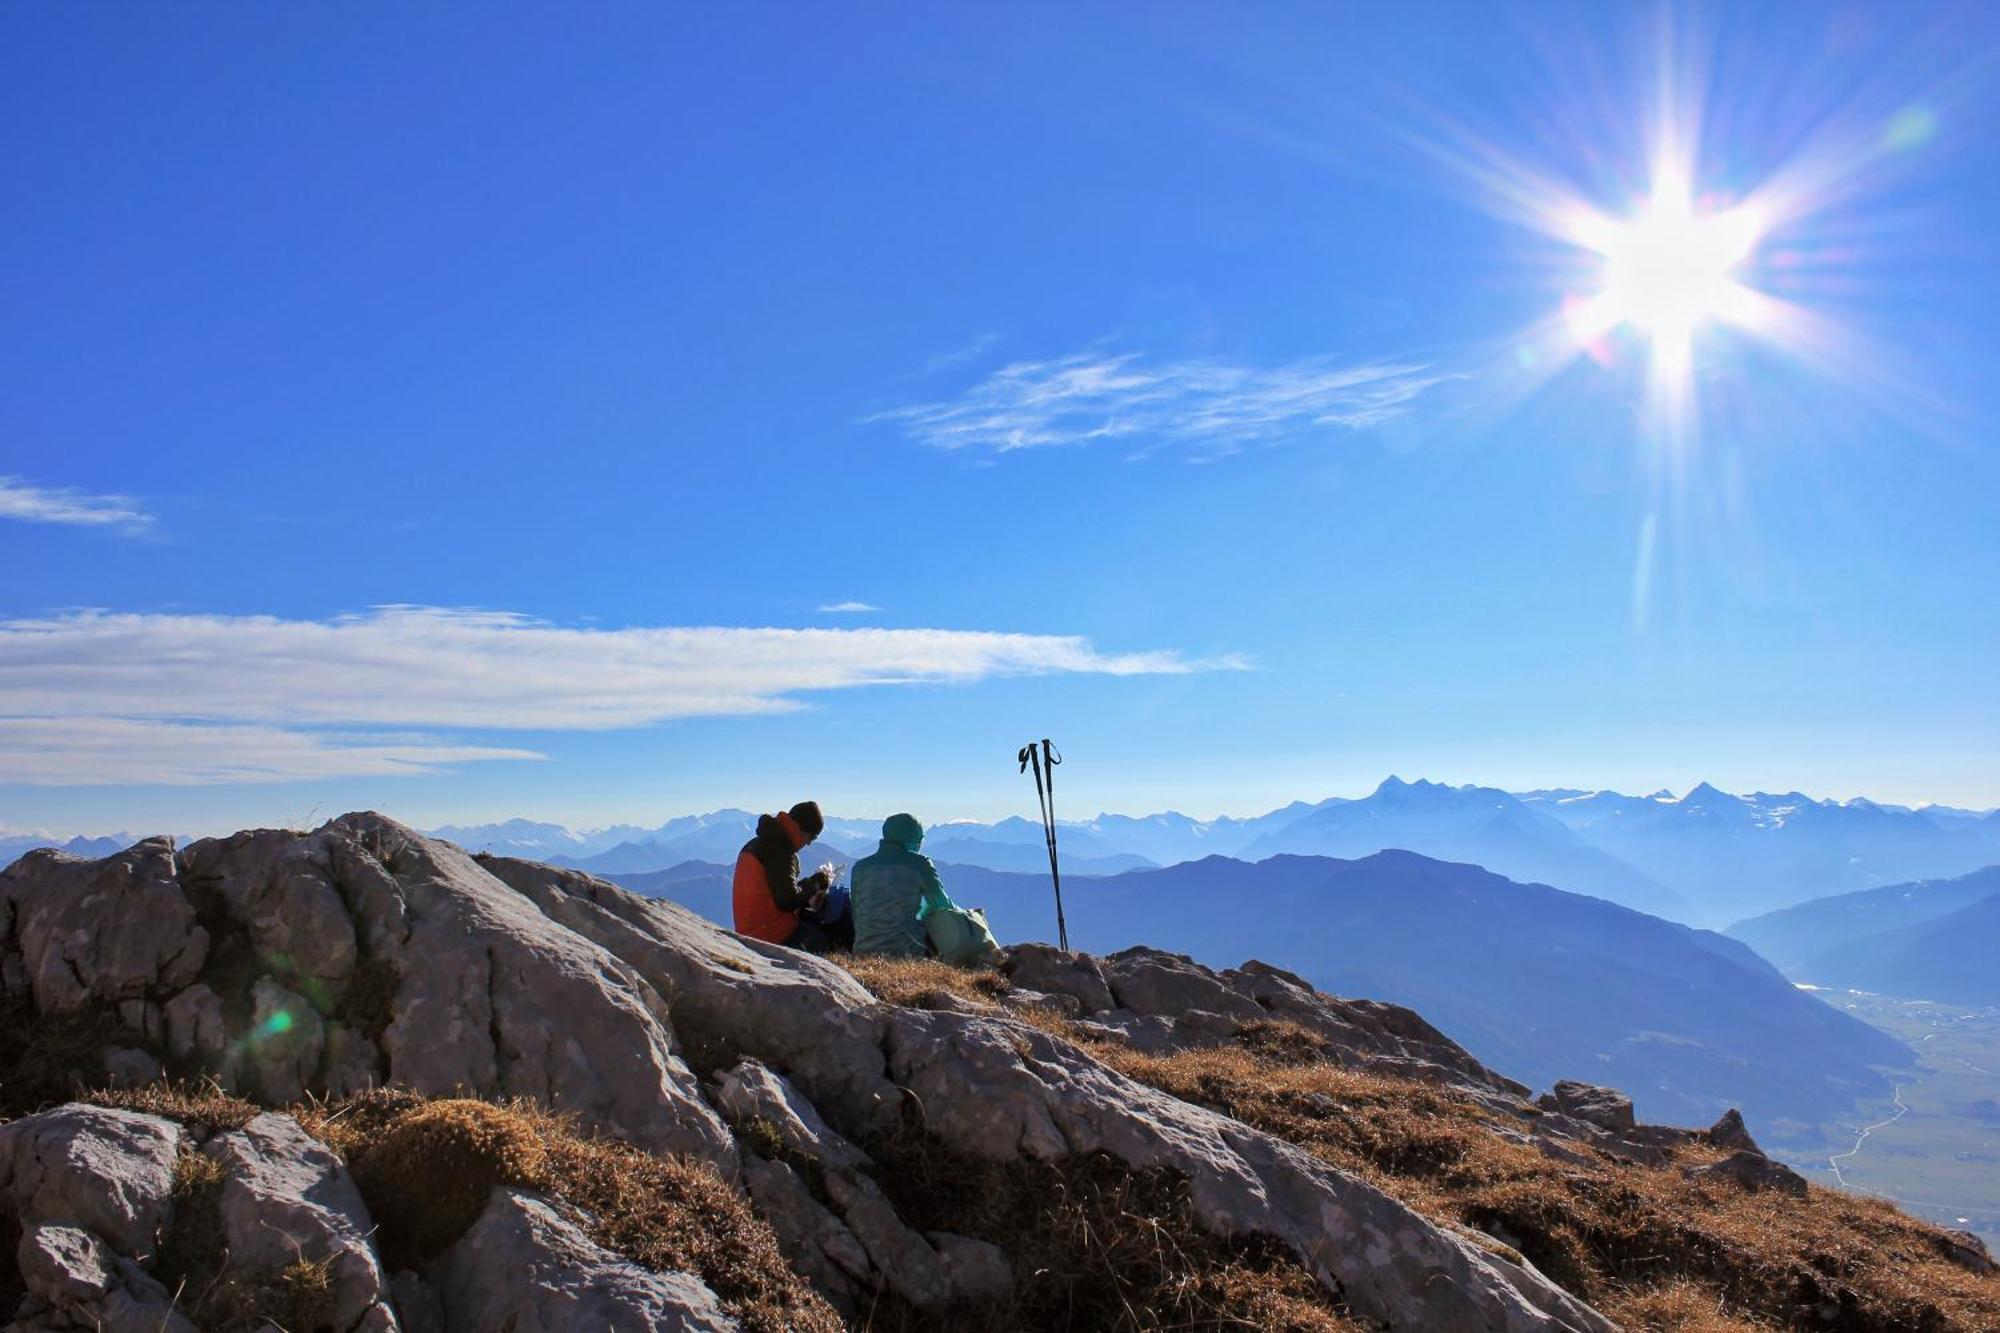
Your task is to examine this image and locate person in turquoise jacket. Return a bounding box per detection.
[850,813,957,957]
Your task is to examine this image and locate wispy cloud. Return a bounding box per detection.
[923,331,1003,374]
[0,718,542,787]
[0,477,153,531]
[872,351,1452,458]
[817,601,881,614]
[0,607,1240,785]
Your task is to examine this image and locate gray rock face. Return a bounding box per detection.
[478,855,903,1139]
[17,1224,113,1305]
[1685,1149,1809,1198]
[1,817,1639,1332]
[883,1007,1617,1332]
[740,1154,871,1311]
[389,1271,447,1333]
[995,986,1083,1019]
[11,1222,196,1333]
[480,845,1621,1332]
[0,1105,181,1258]
[1081,1011,1185,1055]
[1705,1107,1760,1153]
[821,1168,956,1310]
[0,838,207,1016]
[1226,959,1524,1092]
[0,1108,195,1333]
[1010,946,1521,1095]
[98,1047,162,1090]
[1940,1228,1996,1276]
[438,1187,737,1332]
[246,975,326,1105]
[162,982,227,1066]
[929,1231,1013,1305]
[1539,1080,1638,1134]
[178,828,361,1002]
[324,817,734,1166]
[1102,946,1270,1024]
[321,1020,383,1099]
[0,816,734,1167]
[203,1112,399,1332]
[710,1059,872,1172]
[1001,943,1116,1012]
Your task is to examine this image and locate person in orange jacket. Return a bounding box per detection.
[730,800,851,953]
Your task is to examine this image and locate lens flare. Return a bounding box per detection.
[1563,171,1767,389]
[1377,9,1972,627]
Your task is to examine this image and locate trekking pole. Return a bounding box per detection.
[1016,738,1068,951]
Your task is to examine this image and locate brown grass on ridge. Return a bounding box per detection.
[834,954,2000,1333]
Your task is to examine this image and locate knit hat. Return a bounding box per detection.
[788,800,825,840]
[881,812,924,851]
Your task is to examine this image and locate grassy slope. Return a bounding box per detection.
[7,967,1997,1332]
[837,955,2000,1333]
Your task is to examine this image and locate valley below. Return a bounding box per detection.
[1779,990,2000,1243]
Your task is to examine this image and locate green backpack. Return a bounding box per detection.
[926,904,1004,968]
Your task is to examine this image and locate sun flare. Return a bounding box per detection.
[1563,164,1769,385]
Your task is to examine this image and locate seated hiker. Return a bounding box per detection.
[731,801,853,954]
[850,813,960,958]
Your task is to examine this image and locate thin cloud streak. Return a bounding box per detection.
[0,477,153,531]
[818,601,881,613]
[0,607,1243,784]
[873,351,1452,458]
[0,717,542,787]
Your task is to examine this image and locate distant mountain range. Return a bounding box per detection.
[10,778,1996,927]
[612,849,1911,1131]
[1234,778,1691,920]
[1727,865,2000,1006]
[1519,785,2000,924]
[0,831,166,865]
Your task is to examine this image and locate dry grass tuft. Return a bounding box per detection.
[340,1096,551,1269]
[529,1109,843,1333]
[300,1089,840,1333]
[1612,1279,1767,1333]
[87,1078,259,1132]
[835,954,1011,1010]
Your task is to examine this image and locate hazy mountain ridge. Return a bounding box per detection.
[14,778,1997,926]
[1519,784,2000,922]
[514,778,1999,924]
[614,847,1911,1131]
[1728,866,2000,1005]
[1237,778,1690,920]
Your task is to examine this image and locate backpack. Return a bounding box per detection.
[926,904,1004,968]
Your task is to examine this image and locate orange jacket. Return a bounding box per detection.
[732,811,808,944]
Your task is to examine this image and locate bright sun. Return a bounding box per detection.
[1564,165,1769,386]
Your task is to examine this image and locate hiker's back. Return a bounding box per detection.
[850,839,934,957]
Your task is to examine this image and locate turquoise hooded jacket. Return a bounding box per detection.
[851,813,957,957]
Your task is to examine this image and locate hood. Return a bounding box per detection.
[758,811,807,850]
[881,812,924,852]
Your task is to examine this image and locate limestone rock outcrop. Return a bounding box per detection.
[0,1106,191,1333]
[438,1188,737,1332]
[204,1112,399,1330]
[0,815,1669,1330]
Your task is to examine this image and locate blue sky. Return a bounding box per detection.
[4,2,1997,834]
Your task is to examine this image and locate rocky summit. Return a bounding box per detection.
[0,813,1993,1332]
